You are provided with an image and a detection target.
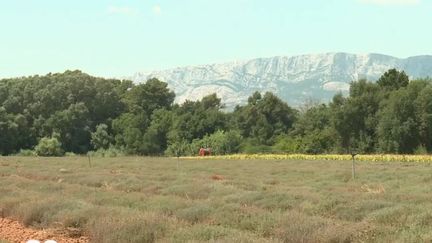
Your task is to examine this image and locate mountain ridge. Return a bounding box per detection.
[130,52,432,108]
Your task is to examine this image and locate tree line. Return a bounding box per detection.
[0,69,431,156]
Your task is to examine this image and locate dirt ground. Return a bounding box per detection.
[0,218,88,243]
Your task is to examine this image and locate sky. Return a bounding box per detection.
[0,0,431,78]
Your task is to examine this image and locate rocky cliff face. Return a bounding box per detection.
[130,53,432,108]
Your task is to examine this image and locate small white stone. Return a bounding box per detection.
[59,168,69,173]
[26,240,40,243]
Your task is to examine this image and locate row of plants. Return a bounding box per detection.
[184,153,432,163]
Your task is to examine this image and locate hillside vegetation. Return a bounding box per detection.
[1,69,432,156]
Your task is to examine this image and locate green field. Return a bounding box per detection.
[1,157,432,242]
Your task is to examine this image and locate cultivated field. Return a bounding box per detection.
[1,156,432,242]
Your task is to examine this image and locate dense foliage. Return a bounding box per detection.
[1,69,431,156]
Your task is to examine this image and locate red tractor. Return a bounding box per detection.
[199,148,212,156]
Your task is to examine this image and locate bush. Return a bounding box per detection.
[171,225,233,242]
[175,204,214,224]
[165,140,193,157]
[272,135,300,153]
[34,136,64,157]
[414,145,428,155]
[191,130,243,155]
[16,149,36,156]
[240,144,273,154]
[88,212,169,243]
[166,130,243,157]
[239,138,273,154]
[88,146,125,157]
[65,152,77,157]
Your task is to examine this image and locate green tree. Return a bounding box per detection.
[0,107,33,155]
[91,124,113,150]
[0,107,19,155]
[0,70,128,154]
[167,94,227,146]
[331,80,382,153]
[112,113,149,154]
[290,104,337,153]
[112,78,175,154]
[41,102,91,153]
[376,81,427,153]
[123,78,175,114]
[415,83,432,151]
[377,68,409,91]
[234,92,297,145]
[141,109,173,155]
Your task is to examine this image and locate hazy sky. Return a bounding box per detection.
[1,0,430,78]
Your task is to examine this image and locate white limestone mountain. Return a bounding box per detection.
[130,53,432,109]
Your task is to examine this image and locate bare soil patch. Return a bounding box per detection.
[0,218,88,243]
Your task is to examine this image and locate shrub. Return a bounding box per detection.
[272,135,300,153]
[415,145,428,155]
[65,152,77,157]
[88,212,169,243]
[171,225,232,242]
[165,140,192,157]
[16,149,36,156]
[175,204,214,224]
[239,139,273,154]
[166,130,243,156]
[191,130,243,155]
[34,136,64,157]
[88,146,125,157]
[12,198,69,227]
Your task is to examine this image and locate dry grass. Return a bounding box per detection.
[1,156,432,242]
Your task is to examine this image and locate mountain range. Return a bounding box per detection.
[130,53,432,109]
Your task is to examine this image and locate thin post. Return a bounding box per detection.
[351,154,356,180]
[177,156,180,170]
[176,149,180,170]
[87,155,92,168]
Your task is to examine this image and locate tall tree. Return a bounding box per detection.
[377,68,409,91]
[168,94,227,145]
[290,104,336,153]
[234,92,297,145]
[376,80,428,153]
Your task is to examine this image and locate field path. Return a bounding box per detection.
[0,218,88,243]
